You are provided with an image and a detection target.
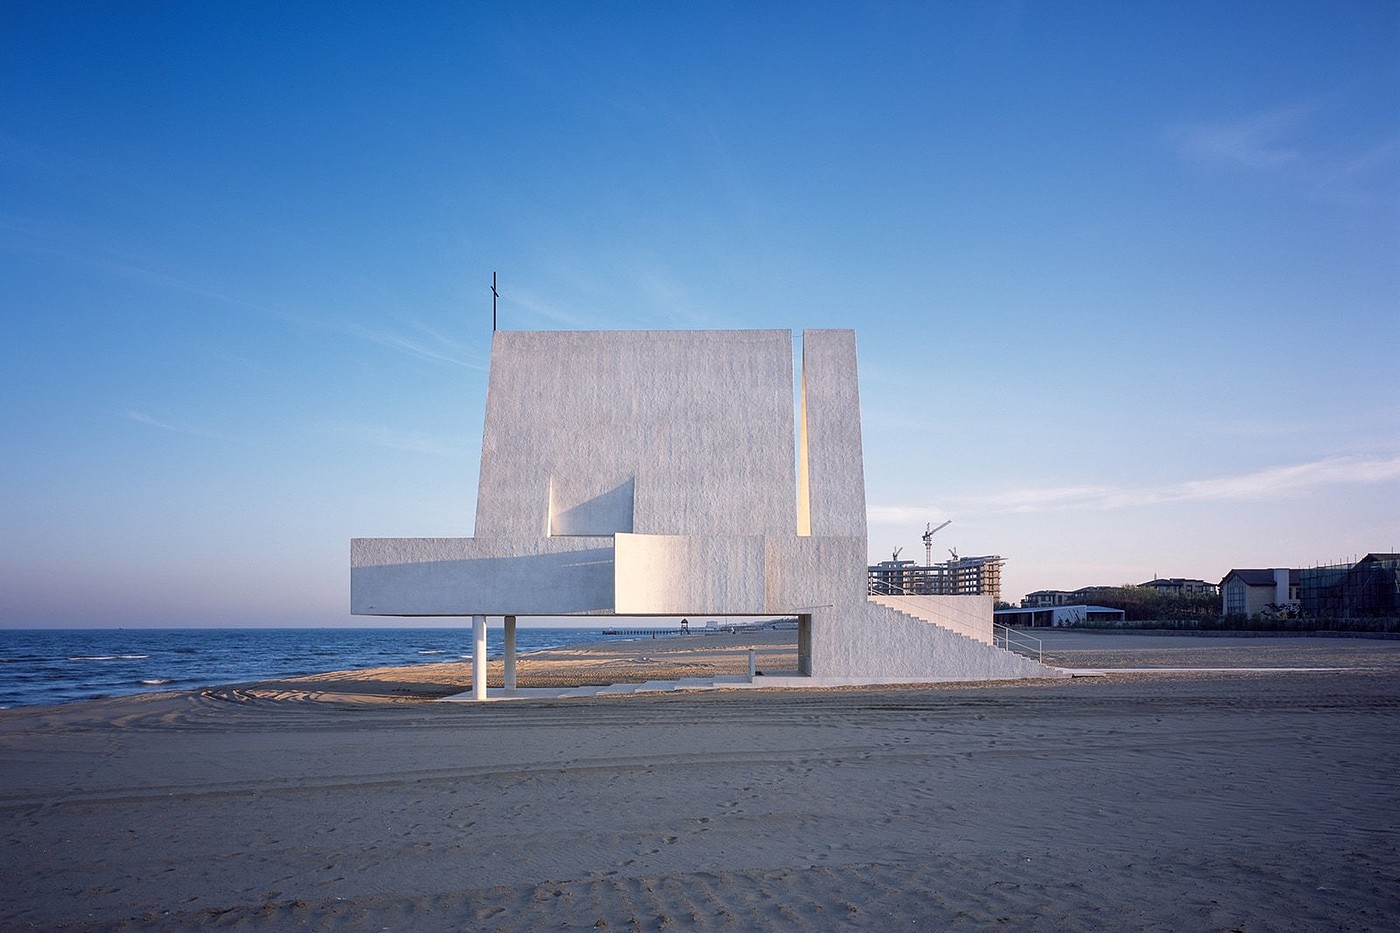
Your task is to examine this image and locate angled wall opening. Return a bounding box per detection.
[549,476,636,536]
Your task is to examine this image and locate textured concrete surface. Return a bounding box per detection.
[822,600,1066,680]
[869,594,996,644]
[476,330,797,539]
[351,536,615,615]
[614,534,767,614]
[798,329,866,538]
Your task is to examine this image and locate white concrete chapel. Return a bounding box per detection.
[351,329,1060,697]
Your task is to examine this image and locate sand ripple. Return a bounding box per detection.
[3,634,1399,930]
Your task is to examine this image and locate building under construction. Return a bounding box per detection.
[868,554,1005,602]
[1298,554,1400,619]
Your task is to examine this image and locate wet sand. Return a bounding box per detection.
[2,632,1398,930]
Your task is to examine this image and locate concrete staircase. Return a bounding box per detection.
[850,594,1061,680]
[868,593,997,645]
[869,593,1049,663]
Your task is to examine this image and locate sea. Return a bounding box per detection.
[0,627,655,710]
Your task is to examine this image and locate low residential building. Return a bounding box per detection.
[1220,568,1300,618]
[1141,577,1219,597]
[1022,590,1074,608]
[995,605,1126,627]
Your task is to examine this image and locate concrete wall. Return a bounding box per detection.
[355,532,874,620]
[475,330,798,540]
[614,534,766,614]
[764,535,867,614]
[814,600,1064,681]
[798,329,866,538]
[351,537,615,615]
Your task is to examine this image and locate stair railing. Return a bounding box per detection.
[993,624,1044,663]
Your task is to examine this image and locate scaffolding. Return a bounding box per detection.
[868,555,1005,602]
[1299,554,1400,619]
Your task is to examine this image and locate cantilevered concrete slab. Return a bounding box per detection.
[352,328,1064,697]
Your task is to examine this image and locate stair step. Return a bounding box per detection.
[870,596,1045,665]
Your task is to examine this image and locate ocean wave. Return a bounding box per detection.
[68,655,150,662]
[2,627,613,708]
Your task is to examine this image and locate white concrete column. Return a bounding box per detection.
[503,615,517,691]
[797,614,813,676]
[748,648,757,681]
[472,615,487,701]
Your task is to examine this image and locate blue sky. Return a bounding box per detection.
[3,2,1396,627]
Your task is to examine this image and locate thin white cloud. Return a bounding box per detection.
[621,260,718,329]
[507,267,717,332]
[0,217,294,322]
[505,286,596,330]
[1169,100,1400,204]
[320,421,463,458]
[862,407,933,433]
[0,215,486,370]
[1173,105,1309,169]
[121,409,245,443]
[123,409,178,432]
[343,320,485,369]
[1207,418,1319,437]
[872,455,1400,519]
[1311,134,1400,201]
[1174,456,1400,502]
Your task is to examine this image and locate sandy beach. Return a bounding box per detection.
[232,631,805,704]
[3,631,1399,930]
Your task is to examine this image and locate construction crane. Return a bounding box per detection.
[923,520,951,566]
[892,546,902,562]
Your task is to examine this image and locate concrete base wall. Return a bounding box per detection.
[814,600,1065,681]
[351,537,615,615]
[763,536,866,614]
[354,533,871,619]
[614,534,766,614]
